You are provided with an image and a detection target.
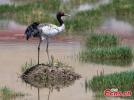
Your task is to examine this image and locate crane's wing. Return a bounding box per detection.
[25,22,40,40]
[38,23,63,36]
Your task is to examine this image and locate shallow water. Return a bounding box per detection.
[0,41,133,100]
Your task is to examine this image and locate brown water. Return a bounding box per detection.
[0,41,134,100]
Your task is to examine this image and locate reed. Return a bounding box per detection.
[0,86,24,99]
[100,0,134,25]
[0,0,60,24]
[85,34,118,48]
[87,70,134,98]
[21,59,36,73]
[66,9,103,33]
[79,46,133,65]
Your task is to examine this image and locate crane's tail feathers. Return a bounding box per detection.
[25,22,40,40]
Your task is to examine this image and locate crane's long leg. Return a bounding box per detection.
[38,38,42,65]
[38,88,40,100]
[48,88,51,100]
[46,37,50,63]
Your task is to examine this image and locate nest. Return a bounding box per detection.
[21,63,81,90]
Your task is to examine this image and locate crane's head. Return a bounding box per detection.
[57,11,71,17]
[25,22,40,40]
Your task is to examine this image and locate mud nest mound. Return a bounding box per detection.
[21,63,81,90]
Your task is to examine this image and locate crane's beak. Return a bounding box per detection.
[64,14,71,17]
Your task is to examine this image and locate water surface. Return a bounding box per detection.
[0,41,133,100]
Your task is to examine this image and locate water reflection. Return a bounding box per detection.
[89,58,133,67]
[21,62,81,100]
[21,63,81,89]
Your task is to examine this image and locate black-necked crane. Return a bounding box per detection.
[25,12,70,64]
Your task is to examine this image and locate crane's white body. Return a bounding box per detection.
[38,23,65,40]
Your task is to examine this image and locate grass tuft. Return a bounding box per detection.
[79,33,133,66]
[85,34,118,48]
[79,46,133,66]
[21,59,36,73]
[0,86,25,99]
[80,46,133,60]
[87,71,134,98]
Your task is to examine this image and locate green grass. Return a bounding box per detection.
[79,46,133,66]
[66,0,134,32]
[0,0,60,13]
[0,86,25,99]
[85,34,118,48]
[0,0,60,24]
[0,1,104,32]
[100,0,134,25]
[66,0,134,33]
[79,33,133,66]
[87,71,134,98]
[21,59,36,73]
[66,9,103,33]
[80,46,133,61]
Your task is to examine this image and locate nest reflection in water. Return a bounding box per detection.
[21,63,81,90]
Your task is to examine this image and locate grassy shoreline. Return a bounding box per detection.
[87,70,134,98]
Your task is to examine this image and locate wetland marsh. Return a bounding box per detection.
[0,0,134,100]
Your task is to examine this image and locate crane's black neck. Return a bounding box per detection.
[57,15,64,26]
